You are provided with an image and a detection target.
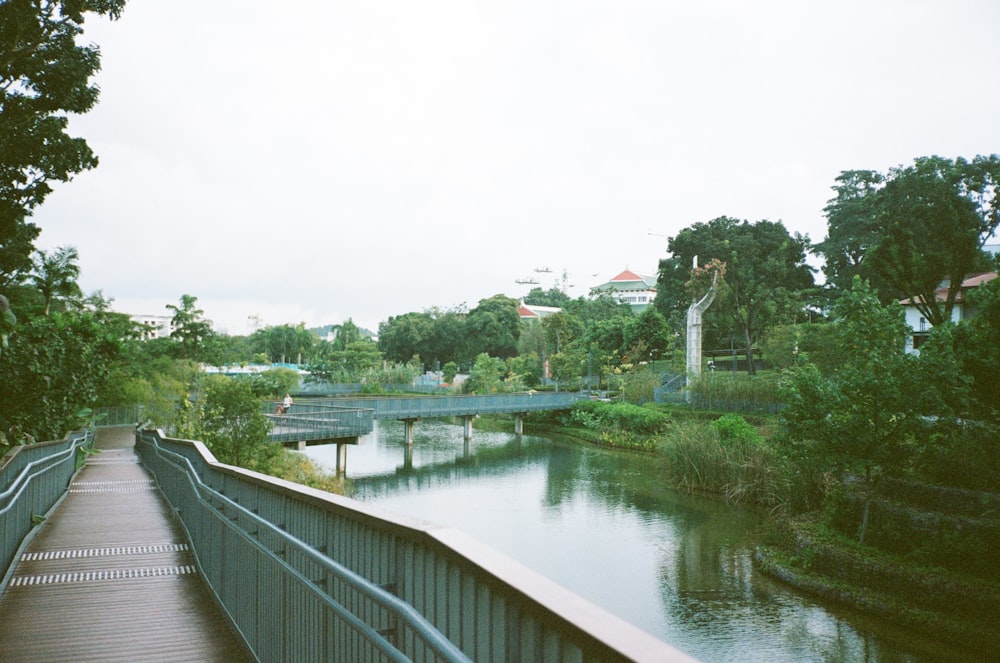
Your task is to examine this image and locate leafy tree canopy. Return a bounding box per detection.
[656,217,814,374]
[818,155,1000,324]
[0,0,126,288]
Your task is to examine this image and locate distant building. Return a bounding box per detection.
[130,314,173,340]
[517,301,561,321]
[899,271,997,353]
[589,269,658,313]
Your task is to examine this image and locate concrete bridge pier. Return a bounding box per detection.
[514,413,526,436]
[335,441,348,476]
[462,415,475,442]
[402,418,420,445]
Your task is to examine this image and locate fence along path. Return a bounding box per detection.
[0,426,254,662]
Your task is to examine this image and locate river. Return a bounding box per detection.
[302,419,969,662]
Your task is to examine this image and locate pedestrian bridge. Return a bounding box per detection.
[0,425,694,662]
[267,393,586,472]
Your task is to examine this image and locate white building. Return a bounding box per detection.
[130,314,174,340]
[900,271,997,352]
[589,269,658,313]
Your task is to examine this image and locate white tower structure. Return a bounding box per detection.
[686,256,720,382]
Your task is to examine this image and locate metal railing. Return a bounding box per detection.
[91,405,144,427]
[304,393,585,420]
[137,427,693,663]
[0,430,94,584]
[264,402,376,443]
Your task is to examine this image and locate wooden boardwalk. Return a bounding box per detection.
[0,427,255,662]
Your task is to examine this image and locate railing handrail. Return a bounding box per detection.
[137,427,695,663]
[139,428,471,663]
[0,432,90,514]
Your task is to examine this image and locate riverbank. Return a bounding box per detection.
[487,410,1000,658]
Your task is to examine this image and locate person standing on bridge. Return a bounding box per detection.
[282,393,293,414]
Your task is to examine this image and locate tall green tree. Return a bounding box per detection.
[0,307,124,441]
[166,294,213,360]
[818,155,1000,323]
[466,294,520,359]
[0,0,126,288]
[30,245,81,315]
[780,278,914,480]
[188,377,277,471]
[655,217,814,374]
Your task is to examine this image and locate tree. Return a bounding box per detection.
[819,155,1000,323]
[378,311,435,364]
[464,353,507,394]
[189,376,278,471]
[0,0,127,288]
[780,278,915,480]
[466,294,520,359]
[166,294,213,360]
[655,217,814,374]
[250,323,314,364]
[541,311,583,354]
[0,307,124,441]
[30,245,81,315]
[624,307,673,361]
[524,287,571,308]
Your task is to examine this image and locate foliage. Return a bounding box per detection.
[659,418,795,510]
[624,306,673,362]
[780,278,916,479]
[688,372,784,411]
[0,309,123,441]
[818,155,1000,322]
[570,399,670,436]
[619,364,662,403]
[463,353,508,393]
[377,307,468,368]
[710,413,765,446]
[655,216,814,374]
[506,352,541,388]
[185,376,279,471]
[0,0,126,289]
[166,294,214,360]
[308,338,383,383]
[466,294,520,359]
[264,450,345,495]
[441,361,459,384]
[30,245,81,316]
[250,323,315,364]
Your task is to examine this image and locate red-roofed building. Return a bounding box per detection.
[901,271,997,352]
[589,269,658,313]
[518,301,561,321]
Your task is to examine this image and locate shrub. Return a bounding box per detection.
[570,400,671,435]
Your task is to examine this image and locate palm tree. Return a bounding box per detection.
[31,246,82,316]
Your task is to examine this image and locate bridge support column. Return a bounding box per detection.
[514,413,525,436]
[402,418,420,445]
[462,415,474,442]
[335,442,348,476]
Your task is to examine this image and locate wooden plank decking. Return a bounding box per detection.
[0,427,256,662]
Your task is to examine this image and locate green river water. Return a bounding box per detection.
[303,420,974,662]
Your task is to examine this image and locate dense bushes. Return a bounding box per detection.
[569,399,670,435]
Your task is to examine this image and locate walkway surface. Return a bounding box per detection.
[0,427,255,662]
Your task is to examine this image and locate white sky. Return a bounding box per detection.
[31,0,1000,335]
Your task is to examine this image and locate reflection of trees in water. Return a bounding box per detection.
[349,433,551,499]
[554,442,917,662]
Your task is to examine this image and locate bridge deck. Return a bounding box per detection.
[0,427,254,662]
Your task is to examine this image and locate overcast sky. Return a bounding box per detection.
[31,1,1000,335]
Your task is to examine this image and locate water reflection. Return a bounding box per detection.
[304,420,968,662]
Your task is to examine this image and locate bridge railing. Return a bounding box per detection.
[0,430,94,585]
[136,426,692,663]
[308,392,586,419]
[264,402,375,442]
